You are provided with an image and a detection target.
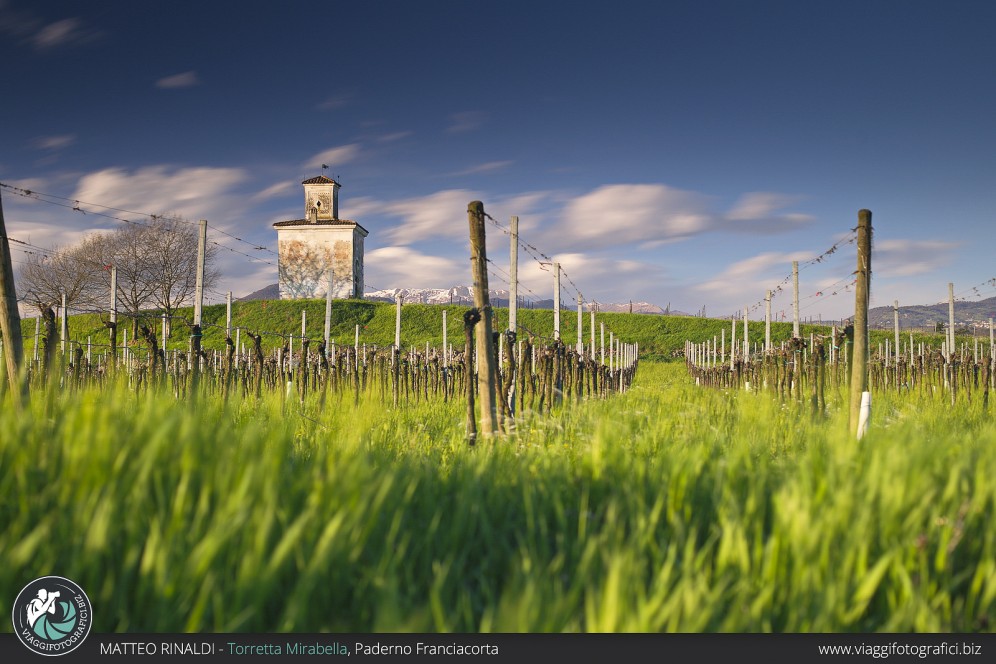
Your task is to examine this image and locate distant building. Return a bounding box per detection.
[272,176,368,299]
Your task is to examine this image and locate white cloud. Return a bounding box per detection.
[303,144,361,172]
[875,239,958,278]
[156,71,200,89]
[365,246,464,290]
[381,189,482,244]
[71,165,249,222]
[557,184,712,249]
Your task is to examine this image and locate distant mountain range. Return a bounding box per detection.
[239,283,689,315]
[241,283,996,329]
[868,296,996,330]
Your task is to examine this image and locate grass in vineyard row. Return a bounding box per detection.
[0,362,994,632]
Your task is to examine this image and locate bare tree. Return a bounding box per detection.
[17,215,218,338]
[144,215,218,335]
[78,223,159,337]
[17,235,107,314]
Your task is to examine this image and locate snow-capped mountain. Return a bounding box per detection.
[364,286,680,315]
[242,283,685,316]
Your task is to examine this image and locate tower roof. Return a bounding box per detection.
[272,218,368,236]
[301,175,339,185]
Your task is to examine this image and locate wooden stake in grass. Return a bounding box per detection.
[792,260,801,338]
[106,266,117,376]
[467,201,498,437]
[765,290,772,353]
[553,261,561,341]
[191,219,207,394]
[463,308,481,445]
[0,190,24,399]
[893,300,900,389]
[849,209,872,436]
[509,215,518,334]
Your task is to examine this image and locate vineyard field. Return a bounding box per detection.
[1,361,994,632]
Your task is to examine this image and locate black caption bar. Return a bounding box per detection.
[1,633,993,663]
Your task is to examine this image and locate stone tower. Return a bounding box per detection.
[272,175,368,299]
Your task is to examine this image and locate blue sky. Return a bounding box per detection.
[2,0,995,320]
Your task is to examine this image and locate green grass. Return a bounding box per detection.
[1,362,994,632]
[16,299,957,362]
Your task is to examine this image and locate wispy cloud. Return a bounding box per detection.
[450,160,514,176]
[721,192,814,233]
[316,93,352,111]
[32,134,76,151]
[0,5,99,50]
[303,144,361,172]
[251,181,296,202]
[156,71,200,89]
[446,111,487,133]
[696,251,816,295]
[376,131,413,143]
[32,17,99,49]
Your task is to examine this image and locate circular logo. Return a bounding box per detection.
[12,576,92,656]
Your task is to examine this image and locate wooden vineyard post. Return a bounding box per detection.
[589,304,596,354]
[0,189,24,400]
[219,290,229,342]
[893,300,900,389]
[947,282,956,405]
[441,308,449,402]
[947,283,956,361]
[509,215,518,334]
[576,294,583,355]
[743,306,749,363]
[730,315,736,372]
[395,294,402,350]
[600,322,605,367]
[106,266,117,376]
[553,262,561,341]
[765,290,772,353]
[792,260,801,338]
[467,201,498,438]
[850,209,872,437]
[463,309,480,444]
[507,216,519,415]
[809,330,824,418]
[60,291,68,368]
[191,219,207,395]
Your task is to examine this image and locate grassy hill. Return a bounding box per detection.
[17,298,954,362]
